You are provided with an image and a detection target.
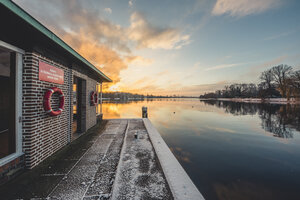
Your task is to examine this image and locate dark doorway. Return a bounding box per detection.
[0,47,16,159]
[72,76,86,139]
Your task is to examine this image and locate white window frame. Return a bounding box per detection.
[0,40,24,167]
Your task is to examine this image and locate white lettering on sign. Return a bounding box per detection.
[39,61,64,84]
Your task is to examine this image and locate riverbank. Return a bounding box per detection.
[201,98,300,104]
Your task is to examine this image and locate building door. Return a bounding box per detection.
[0,42,23,164]
[72,76,86,139]
[72,77,78,134]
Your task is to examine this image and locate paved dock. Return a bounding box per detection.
[49,119,129,199]
[111,119,172,200]
[48,119,171,199]
[0,119,203,200]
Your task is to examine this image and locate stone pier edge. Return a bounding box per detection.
[143,118,205,200]
[110,120,130,200]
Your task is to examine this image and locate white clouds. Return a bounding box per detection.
[263,30,295,41]
[244,55,287,79]
[204,63,242,71]
[122,81,230,96]
[13,0,192,91]
[128,12,190,49]
[165,81,230,95]
[124,55,153,65]
[129,0,133,7]
[212,0,281,17]
[104,7,112,14]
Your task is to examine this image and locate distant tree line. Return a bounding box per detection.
[103,92,144,100]
[102,92,197,100]
[200,64,300,99]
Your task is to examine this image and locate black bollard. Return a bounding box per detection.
[142,106,148,118]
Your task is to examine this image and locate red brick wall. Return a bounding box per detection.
[22,52,72,169]
[22,52,99,169]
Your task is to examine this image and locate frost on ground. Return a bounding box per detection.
[111,119,172,200]
[48,120,127,200]
[28,119,172,200]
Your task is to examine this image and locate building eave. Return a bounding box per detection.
[0,0,112,82]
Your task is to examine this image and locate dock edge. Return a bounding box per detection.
[143,118,205,200]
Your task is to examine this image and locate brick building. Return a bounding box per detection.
[0,0,112,184]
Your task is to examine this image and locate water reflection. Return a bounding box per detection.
[170,147,192,163]
[102,98,300,200]
[202,100,300,138]
[214,181,276,200]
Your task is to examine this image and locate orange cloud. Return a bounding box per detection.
[63,30,128,90]
[124,55,153,65]
[128,12,190,49]
[13,0,192,93]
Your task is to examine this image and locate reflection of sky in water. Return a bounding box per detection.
[103,99,300,200]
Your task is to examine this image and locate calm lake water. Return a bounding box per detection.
[102,98,300,200]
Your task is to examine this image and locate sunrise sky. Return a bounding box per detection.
[14,0,300,96]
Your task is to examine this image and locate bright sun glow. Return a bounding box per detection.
[109,85,120,92]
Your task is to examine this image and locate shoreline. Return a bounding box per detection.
[201,98,300,104]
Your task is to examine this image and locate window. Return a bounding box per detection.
[0,47,15,159]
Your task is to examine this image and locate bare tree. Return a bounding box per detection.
[259,69,277,98]
[290,70,300,98]
[200,65,299,99]
[293,70,300,88]
[260,69,274,90]
[271,64,293,98]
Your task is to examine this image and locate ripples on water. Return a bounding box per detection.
[101,98,300,200]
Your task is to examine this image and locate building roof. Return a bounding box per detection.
[0,0,112,82]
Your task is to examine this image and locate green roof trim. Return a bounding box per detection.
[0,0,112,82]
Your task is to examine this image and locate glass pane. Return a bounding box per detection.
[73,83,77,114]
[0,48,14,159]
[0,48,10,77]
[72,77,78,134]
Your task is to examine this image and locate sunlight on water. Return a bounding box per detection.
[103,98,300,200]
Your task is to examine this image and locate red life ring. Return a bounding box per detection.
[90,91,98,106]
[43,87,65,116]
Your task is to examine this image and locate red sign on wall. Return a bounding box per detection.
[39,61,64,84]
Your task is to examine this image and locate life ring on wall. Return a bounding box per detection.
[90,91,98,106]
[43,87,65,116]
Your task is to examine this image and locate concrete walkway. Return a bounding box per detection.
[49,119,128,199]
[48,119,172,200]
[111,119,172,200]
[0,119,203,199]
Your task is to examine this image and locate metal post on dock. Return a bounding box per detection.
[142,106,148,118]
